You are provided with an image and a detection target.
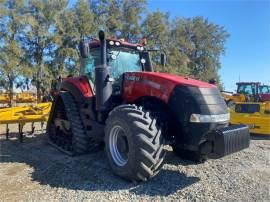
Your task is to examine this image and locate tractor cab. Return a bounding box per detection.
[236,82,259,102]
[259,85,270,94]
[258,85,270,102]
[236,82,270,102]
[79,38,151,94]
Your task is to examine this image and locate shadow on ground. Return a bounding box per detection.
[250,134,270,140]
[0,133,199,196]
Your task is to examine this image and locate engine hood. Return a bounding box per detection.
[131,72,215,88]
[122,71,217,104]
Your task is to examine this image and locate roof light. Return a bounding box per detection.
[137,46,144,51]
[140,58,146,64]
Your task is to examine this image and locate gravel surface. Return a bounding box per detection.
[0,123,269,202]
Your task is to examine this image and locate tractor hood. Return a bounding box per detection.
[122,71,217,104]
[135,72,215,88]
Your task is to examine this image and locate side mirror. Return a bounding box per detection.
[79,40,89,58]
[161,53,166,67]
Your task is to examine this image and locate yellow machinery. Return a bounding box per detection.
[222,91,246,106]
[15,92,37,103]
[0,94,10,104]
[0,92,37,105]
[222,82,270,107]
[230,102,270,135]
[0,102,51,142]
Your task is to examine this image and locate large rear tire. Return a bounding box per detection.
[46,92,93,155]
[105,104,166,182]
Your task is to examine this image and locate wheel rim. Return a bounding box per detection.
[109,125,129,166]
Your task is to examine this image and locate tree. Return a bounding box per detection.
[52,0,96,78]
[0,0,30,106]
[73,0,95,39]
[171,17,229,83]
[121,0,146,41]
[0,0,229,96]
[20,0,67,101]
[90,0,122,36]
[142,10,170,72]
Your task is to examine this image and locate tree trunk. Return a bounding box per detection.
[8,79,14,107]
[36,80,41,103]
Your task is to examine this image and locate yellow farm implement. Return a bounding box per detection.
[230,102,270,135]
[0,92,37,106]
[15,92,37,103]
[0,102,51,142]
[0,94,10,104]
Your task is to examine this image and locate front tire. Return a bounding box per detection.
[105,104,166,182]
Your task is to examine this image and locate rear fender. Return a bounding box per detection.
[60,76,95,118]
[59,76,104,142]
[60,76,94,104]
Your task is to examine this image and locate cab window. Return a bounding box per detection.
[237,84,256,95]
[259,86,270,93]
[80,48,100,84]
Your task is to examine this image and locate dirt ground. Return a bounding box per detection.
[0,123,269,202]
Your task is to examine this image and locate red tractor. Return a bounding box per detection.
[47,31,249,182]
[258,84,270,102]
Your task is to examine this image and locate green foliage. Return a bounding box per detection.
[90,0,122,36]
[73,0,95,38]
[0,0,30,105]
[121,0,146,40]
[0,0,229,97]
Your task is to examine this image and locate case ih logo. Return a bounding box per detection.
[125,75,161,90]
[125,75,140,81]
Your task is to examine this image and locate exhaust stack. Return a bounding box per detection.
[95,30,112,112]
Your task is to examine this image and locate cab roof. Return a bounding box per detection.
[236,82,260,85]
[89,38,144,50]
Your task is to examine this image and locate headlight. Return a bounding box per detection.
[137,46,144,51]
[115,41,120,46]
[109,41,114,45]
[190,113,230,123]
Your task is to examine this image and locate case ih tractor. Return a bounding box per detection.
[47,31,250,182]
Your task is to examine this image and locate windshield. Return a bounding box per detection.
[259,86,270,94]
[237,84,256,95]
[80,47,142,85]
[109,48,141,80]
